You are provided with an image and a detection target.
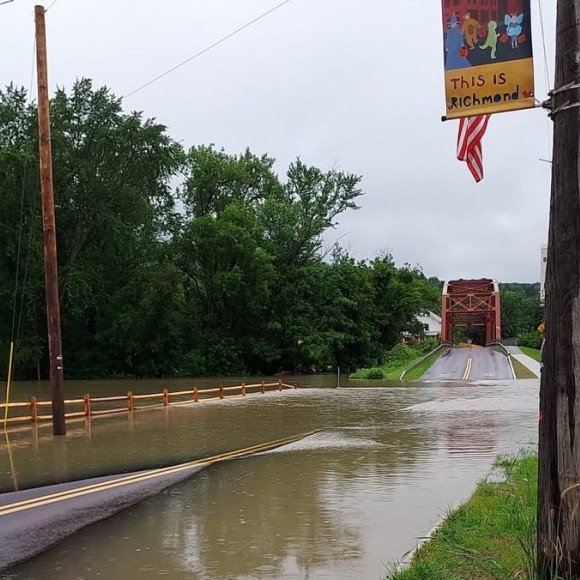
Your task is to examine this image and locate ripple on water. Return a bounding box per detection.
[259,429,385,454]
[405,393,538,413]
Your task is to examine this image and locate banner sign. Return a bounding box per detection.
[441,0,535,118]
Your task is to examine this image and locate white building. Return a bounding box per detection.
[417,311,442,338]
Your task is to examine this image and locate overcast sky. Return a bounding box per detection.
[1,0,556,282]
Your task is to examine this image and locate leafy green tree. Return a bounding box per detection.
[181,145,282,219]
[370,256,428,355]
[48,80,184,377]
[176,203,276,374]
[500,286,543,339]
[261,159,362,270]
[0,80,184,378]
[0,85,46,378]
[1,79,450,380]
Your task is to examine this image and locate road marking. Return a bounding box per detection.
[462,357,472,381]
[0,431,319,517]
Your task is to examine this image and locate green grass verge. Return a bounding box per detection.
[511,357,537,379]
[404,348,444,380]
[349,362,416,382]
[520,346,541,362]
[388,454,537,580]
[350,344,440,381]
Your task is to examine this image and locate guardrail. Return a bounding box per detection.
[494,342,510,357]
[495,342,516,379]
[399,344,447,380]
[1,380,296,426]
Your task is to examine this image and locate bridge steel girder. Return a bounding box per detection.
[440,278,501,346]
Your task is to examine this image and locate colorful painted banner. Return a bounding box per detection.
[441,0,535,118]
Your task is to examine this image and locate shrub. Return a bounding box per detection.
[384,344,418,367]
[412,338,439,354]
[517,331,542,350]
[365,367,384,379]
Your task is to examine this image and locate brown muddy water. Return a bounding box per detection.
[1,376,538,579]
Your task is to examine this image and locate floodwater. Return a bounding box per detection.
[1,376,539,579]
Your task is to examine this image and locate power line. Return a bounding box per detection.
[10,35,36,344]
[537,0,551,92]
[45,0,63,11]
[537,0,553,160]
[122,0,291,99]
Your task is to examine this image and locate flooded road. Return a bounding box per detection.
[1,377,538,579]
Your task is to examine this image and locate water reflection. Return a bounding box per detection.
[1,380,539,579]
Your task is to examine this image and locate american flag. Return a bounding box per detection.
[456,115,490,183]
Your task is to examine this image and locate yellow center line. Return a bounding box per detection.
[462,357,473,380]
[0,430,319,517]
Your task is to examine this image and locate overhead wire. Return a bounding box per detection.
[122,0,291,99]
[4,33,37,428]
[537,0,551,92]
[45,0,63,12]
[537,0,553,160]
[10,37,36,345]
[15,171,40,348]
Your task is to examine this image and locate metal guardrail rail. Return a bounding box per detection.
[399,344,447,380]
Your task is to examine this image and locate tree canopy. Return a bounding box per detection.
[1,80,446,379]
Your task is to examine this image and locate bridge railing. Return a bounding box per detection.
[1,380,296,426]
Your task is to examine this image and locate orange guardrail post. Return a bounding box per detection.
[127,391,134,412]
[30,396,38,423]
[163,388,169,406]
[242,382,246,396]
[84,393,91,417]
[193,387,198,402]
[219,385,224,399]
[261,381,265,394]
[278,379,282,391]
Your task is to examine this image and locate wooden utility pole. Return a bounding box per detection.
[35,5,66,436]
[537,0,580,575]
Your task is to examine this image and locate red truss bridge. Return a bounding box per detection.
[441,278,501,346]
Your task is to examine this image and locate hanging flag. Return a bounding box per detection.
[441,2,535,119]
[457,115,490,182]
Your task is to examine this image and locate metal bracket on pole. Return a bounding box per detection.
[542,83,580,119]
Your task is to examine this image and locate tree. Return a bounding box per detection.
[260,159,362,270]
[1,80,446,380]
[500,286,543,339]
[370,256,428,354]
[0,80,184,378]
[176,203,276,374]
[0,84,46,378]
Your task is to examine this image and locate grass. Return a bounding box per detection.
[404,348,444,380]
[511,356,538,379]
[388,454,538,580]
[520,346,541,362]
[350,343,441,381]
[350,362,419,381]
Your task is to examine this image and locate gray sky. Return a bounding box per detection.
[2,0,556,282]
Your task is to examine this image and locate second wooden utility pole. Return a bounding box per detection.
[537,0,580,575]
[35,4,66,436]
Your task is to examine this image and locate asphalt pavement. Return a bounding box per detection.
[422,347,514,381]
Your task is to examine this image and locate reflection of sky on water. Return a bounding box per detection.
[2,379,538,579]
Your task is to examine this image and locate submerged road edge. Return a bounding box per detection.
[0,430,319,572]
